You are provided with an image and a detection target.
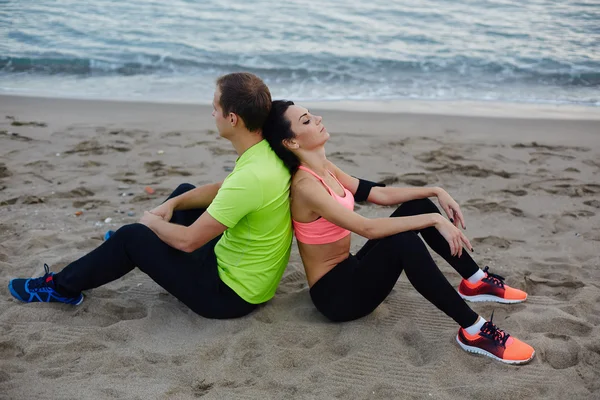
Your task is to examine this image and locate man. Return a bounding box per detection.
[9,72,293,319]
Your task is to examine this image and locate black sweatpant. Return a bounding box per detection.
[309,198,480,328]
[53,184,257,319]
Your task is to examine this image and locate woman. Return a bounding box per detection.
[263,100,534,364]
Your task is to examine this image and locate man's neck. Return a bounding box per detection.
[230,130,263,156]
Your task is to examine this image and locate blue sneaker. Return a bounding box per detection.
[8,264,84,305]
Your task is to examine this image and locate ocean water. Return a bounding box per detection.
[1,0,599,106]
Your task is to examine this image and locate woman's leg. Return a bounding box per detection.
[357,198,479,279]
[314,231,478,327]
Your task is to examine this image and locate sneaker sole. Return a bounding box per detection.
[459,293,526,304]
[456,335,535,365]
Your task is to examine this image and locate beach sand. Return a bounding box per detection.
[1,95,599,399]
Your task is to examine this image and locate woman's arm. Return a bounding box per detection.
[296,178,472,256]
[326,161,441,205]
[327,161,466,228]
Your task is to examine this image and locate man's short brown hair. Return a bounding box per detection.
[216,72,272,132]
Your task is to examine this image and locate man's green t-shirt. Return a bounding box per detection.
[206,140,292,304]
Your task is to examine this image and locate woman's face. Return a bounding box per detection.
[284,105,329,151]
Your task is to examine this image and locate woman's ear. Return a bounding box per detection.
[282,138,299,150]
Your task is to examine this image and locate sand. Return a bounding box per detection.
[1,95,599,400]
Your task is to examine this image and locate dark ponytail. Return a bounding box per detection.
[263,100,301,174]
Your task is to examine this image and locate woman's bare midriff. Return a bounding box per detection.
[299,235,352,287]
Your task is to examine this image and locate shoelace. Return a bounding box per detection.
[27,264,53,291]
[479,312,510,347]
[481,266,505,288]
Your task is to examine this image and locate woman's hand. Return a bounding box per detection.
[436,189,466,229]
[139,210,163,228]
[149,199,175,222]
[433,215,473,257]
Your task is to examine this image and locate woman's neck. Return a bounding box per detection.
[299,147,329,176]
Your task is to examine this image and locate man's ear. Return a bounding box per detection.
[283,138,299,150]
[229,113,238,127]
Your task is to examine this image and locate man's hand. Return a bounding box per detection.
[149,199,175,222]
[139,210,164,228]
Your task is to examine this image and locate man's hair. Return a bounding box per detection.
[216,72,272,132]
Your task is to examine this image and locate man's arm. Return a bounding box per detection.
[170,182,222,210]
[140,211,227,253]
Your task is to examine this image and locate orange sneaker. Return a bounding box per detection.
[457,316,535,365]
[458,266,527,304]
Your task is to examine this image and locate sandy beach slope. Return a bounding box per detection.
[1,95,599,399]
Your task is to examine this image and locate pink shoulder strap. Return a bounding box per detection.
[297,165,334,195]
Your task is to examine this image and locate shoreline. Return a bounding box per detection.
[2,93,600,121]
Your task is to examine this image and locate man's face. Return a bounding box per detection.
[212,88,231,138]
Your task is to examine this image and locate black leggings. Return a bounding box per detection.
[309,198,480,328]
[53,184,257,319]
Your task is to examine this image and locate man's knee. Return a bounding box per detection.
[113,223,154,242]
[173,183,196,196]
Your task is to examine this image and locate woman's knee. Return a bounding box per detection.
[383,231,428,253]
[392,198,440,217]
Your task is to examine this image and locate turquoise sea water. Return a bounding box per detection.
[1,0,599,105]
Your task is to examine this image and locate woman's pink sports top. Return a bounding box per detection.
[293,165,355,245]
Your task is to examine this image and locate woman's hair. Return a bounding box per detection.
[263,100,301,174]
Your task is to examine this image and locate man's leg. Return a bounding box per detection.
[53,223,254,318]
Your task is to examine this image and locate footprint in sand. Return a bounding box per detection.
[413,148,466,164]
[524,178,600,197]
[1,195,45,206]
[464,199,524,216]
[276,269,307,294]
[422,161,514,179]
[105,128,149,138]
[209,146,237,156]
[525,272,584,301]
[328,151,358,166]
[378,172,437,187]
[583,200,600,209]
[65,139,132,156]
[96,300,149,326]
[0,162,11,178]
[512,142,590,153]
[528,152,576,166]
[55,187,95,198]
[0,130,39,142]
[144,160,192,177]
[72,199,110,210]
[6,115,46,127]
[562,210,596,218]
[542,333,581,369]
[472,235,523,249]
